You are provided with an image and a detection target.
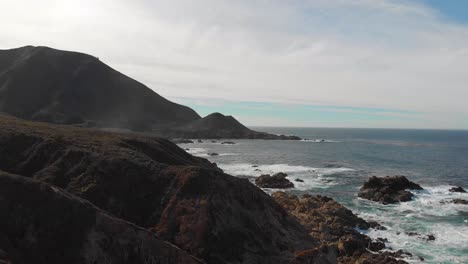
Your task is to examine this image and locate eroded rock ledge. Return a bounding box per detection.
[358,176,423,204]
[272,192,408,264]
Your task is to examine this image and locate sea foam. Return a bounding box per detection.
[219,163,353,190]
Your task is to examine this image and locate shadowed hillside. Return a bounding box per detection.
[0,46,200,130]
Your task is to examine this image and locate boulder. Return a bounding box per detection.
[452,199,468,205]
[358,176,423,204]
[255,173,294,188]
[449,186,466,193]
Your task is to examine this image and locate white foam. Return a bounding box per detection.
[301,139,341,143]
[219,163,353,190]
[184,148,238,158]
[184,148,208,156]
[356,185,468,263]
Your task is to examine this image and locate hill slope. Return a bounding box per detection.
[0,46,200,130]
[159,112,301,139]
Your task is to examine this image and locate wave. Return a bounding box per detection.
[184,147,238,157]
[301,139,341,143]
[356,185,468,263]
[219,163,354,190]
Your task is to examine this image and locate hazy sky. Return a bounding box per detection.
[2,0,468,129]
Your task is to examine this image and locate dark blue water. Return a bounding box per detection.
[181,128,468,263]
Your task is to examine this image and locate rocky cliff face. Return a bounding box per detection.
[0,114,314,264]
[0,171,203,264]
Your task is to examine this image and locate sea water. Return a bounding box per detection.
[181,128,468,263]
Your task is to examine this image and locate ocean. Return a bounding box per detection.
[181,127,468,263]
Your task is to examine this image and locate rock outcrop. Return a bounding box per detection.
[255,172,295,188]
[358,176,423,204]
[452,199,468,205]
[272,192,407,264]
[449,186,466,193]
[0,171,203,264]
[0,114,314,264]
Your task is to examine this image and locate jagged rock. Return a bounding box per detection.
[358,176,423,204]
[452,199,468,205]
[256,173,294,188]
[0,115,315,264]
[273,192,407,264]
[449,186,466,193]
[0,171,203,264]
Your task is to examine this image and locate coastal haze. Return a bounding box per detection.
[2,0,468,129]
[0,1,467,264]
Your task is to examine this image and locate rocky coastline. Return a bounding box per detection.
[0,114,421,264]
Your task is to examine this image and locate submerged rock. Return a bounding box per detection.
[295,178,304,182]
[449,186,466,193]
[358,176,423,204]
[207,152,219,156]
[221,141,236,145]
[255,173,294,188]
[452,199,468,205]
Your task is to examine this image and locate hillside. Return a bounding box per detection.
[0,46,301,139]
[158,112,301,139]
[0,46,200,130]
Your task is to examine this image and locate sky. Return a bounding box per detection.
[1,0,468,129]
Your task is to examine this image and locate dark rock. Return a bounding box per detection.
[274,192,408,264]
[0,171,203,264]
[295,178,304,182]
[211,140,217,143]
[221,141,236,145]
[255,173,294,188]
[252,165,259,168]
[369,221,387,230]
[449,186,466,193]
[426,235,436,241]
[207,152,219,156]
[358,176,423,204]
[452,199,468,205]
[376,237,389,243]
[254,169,261,172]
[0,115,316,264]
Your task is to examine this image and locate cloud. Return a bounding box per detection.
[1,0,468,128]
